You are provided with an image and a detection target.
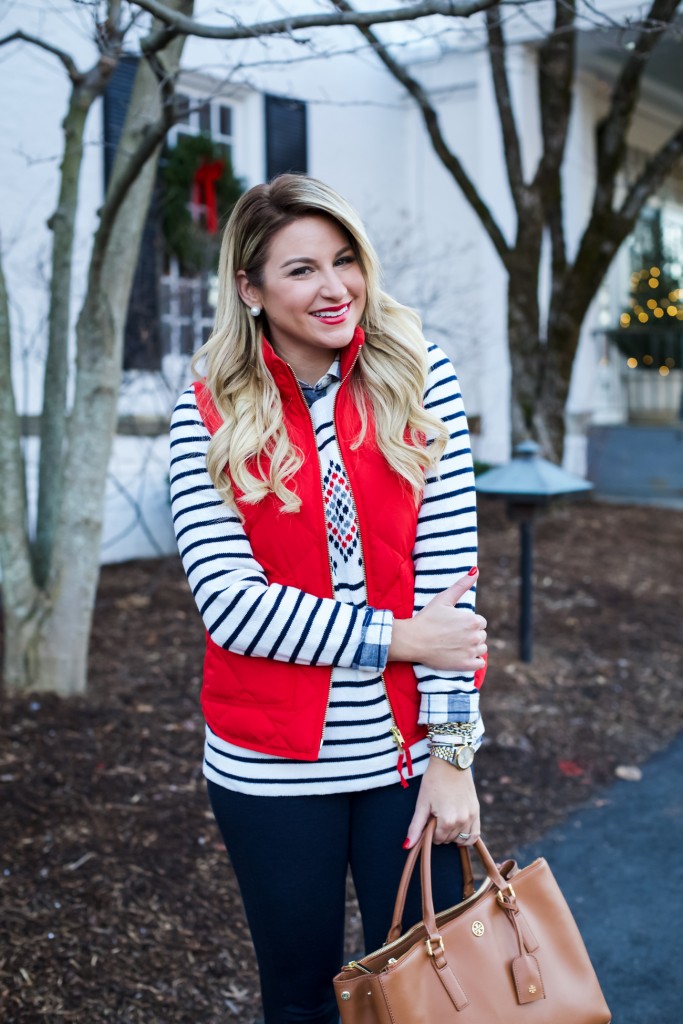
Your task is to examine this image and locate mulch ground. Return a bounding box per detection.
[1,500,681,1023]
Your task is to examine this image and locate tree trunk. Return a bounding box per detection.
[505,251,547,451]
[34,86,100,588]
[2,2,193,695]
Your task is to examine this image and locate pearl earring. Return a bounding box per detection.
[250,305,262,317]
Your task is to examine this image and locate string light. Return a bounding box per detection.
[643,354,654,365]
[627,357,638,368]
[659,366,670,377]
[654,307,664,318]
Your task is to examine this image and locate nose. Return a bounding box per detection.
[319,266,347,300]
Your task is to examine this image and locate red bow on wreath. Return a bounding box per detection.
[192,159,225,234]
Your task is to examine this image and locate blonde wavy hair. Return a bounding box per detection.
[193,174,449,513]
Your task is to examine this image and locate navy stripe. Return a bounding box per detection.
[244,585,287,656]
[311,601,341,666]
[172,498,224,524]
[175,515,231,543]
[220,589,270,650]
[267,590,306,659]
[289,598,324,662]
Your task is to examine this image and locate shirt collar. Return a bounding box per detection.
[297,359,341,407]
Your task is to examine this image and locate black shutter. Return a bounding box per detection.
[265,95,308,180]
[103,56,162,370]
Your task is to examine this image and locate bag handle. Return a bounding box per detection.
[386,819,508,944]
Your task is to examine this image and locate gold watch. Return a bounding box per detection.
[429,742,475,770]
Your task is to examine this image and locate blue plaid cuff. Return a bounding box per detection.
[350,608,393,672]
[418,691,480,724]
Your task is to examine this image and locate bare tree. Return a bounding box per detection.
[334,0,683,456]
[0,0,195,696]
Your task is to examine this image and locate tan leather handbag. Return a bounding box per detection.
[333,819,611,1023]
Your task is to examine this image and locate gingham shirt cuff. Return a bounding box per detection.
[418,692,481,725]
[350,608,393,672]
[419,697,484,751]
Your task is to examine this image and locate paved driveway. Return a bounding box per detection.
[517,735,683,1024]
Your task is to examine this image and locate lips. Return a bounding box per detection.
[310,303,350,321]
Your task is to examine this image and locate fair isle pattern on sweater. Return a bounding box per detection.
[324,461,359,567]
[169,343,483,796]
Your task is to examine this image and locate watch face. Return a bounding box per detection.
[455,745,475,769]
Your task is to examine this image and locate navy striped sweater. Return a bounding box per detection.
[169,343,483,795]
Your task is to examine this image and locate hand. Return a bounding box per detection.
[404,757,481,849]
[389,569,487,671]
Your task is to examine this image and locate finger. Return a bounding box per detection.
[430,568,478,609]
[475,615,487,629]
[404,803,431,851]
[456,813,481,846]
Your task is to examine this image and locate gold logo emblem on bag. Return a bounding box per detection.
[529,985,537,994]
[341,991,350,1000]
[472,921,485,937]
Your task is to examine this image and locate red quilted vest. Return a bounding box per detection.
[193,326,428,774]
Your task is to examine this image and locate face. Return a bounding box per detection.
[238,215,367,379]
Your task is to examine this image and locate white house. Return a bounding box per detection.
[1,0,682,564]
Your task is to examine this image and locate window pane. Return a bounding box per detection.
[176,94,191,124]
[199,102,211,134]
[219,105,232,137]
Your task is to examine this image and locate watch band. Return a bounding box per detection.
[429,743,475,770]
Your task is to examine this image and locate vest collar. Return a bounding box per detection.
[261,324,365,396]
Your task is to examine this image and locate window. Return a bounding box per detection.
[161,94,237,360]
[170,93,235,159]
[102,76,238,369]
[103,55,162,371]
[265,95,307,179]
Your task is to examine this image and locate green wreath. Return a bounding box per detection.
[159,133,244,274]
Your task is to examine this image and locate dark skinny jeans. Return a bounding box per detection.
[207,776,465,1024]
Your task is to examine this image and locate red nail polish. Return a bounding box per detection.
[402,838,411,850]
[468,566,478,576]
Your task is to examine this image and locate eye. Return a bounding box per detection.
[289,265,313,277]
[336,255,356,267]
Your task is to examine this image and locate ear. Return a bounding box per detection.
[236,269,262,310]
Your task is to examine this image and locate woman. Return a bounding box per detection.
[169,174,487,1024]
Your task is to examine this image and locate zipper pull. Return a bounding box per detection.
[390,726,405,749]
[391,727,413,788]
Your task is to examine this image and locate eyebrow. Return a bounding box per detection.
[279,245,353,269]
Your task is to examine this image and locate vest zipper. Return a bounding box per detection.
[287,359,411,783]
[329,373,412,788]
[287,369,338,750]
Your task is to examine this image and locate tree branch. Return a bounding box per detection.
[0,30,82,83]
[594,0,681,212]
[536,1,577,276]
[88,64,177,293]
[333,0,510,265]
[136,0,497,50]
[620,125,683,223]
[485,6,525,208]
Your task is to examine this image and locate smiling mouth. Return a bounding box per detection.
[310,304,349,320]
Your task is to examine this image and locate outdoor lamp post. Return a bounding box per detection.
[476,441,593,662]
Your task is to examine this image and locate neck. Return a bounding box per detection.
[274,348,337,386]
